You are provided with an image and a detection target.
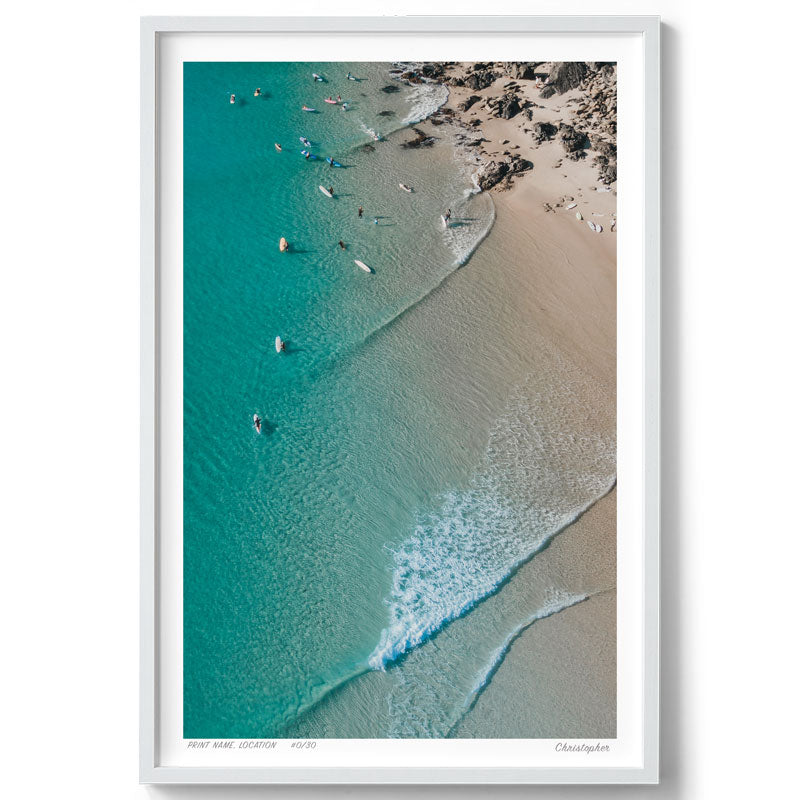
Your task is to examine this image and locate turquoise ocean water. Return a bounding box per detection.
[183,62,615,738]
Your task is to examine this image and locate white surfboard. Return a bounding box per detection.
[253,414,261,433]
[441,215,448,229]
[275,336,284,353]
[279,237,289,252]
[587,220,597,232]
[319,186,333,198]
[576,211,583,220]
[566,202,577,209]
[399,183,413,193]
[354,260,373,273]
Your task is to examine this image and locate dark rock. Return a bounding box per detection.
[458,94,481,112]
[496,94,522,119]
[531,121,557,142]
[449,76,465,87]
[557,123,589,159]
[465,70,496,91]
[477,154,532,191]
[593,140,617,184]
[377,110,395,117]
[540,61,588,98]
[401,128,436,149]
[381,84,401,93]
[468,118,482,127]
[505,61,541,80]
[360,144,375,153]
[421,62,444,78]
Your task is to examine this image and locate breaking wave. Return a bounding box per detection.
[368,364,617,672]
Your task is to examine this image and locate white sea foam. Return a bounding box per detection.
[458,589,590,714]
[402,82,449,124]
[368,363,616,672]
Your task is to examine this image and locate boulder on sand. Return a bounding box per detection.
[531,121,558,142]
[540,61,589,98]
[464,70,496,91]
[557,123,590,160]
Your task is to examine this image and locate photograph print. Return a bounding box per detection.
[182,59,618,740]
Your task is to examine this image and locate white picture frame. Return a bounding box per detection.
[141,15,660,784]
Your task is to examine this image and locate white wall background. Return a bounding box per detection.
[1,2,797,799]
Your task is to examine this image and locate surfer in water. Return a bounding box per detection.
[328,186,334,196]
[338,240,346,250]
[305,151,311,159]
[373,217,379,225]
[358,206,363,218]
[445,208,452,223]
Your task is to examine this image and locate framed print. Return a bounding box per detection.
[141,15,660,784]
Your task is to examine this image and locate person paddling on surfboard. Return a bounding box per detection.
[338,240,346,250]
[358,206,363,218]
[328,186,334,196]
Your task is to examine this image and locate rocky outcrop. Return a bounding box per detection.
[464,70,496,91]
[503,62,542,80]
[531,121,558,142]
[401,128,436,149]
[481,92,523,120]
[496,94,522,119]
[380,84,401,93]
[477,154,532,191]
[593,140,617,184]
[458,94,481,112]
[557,123,589,160]
[420,62,445,79]
[540,61,588,98]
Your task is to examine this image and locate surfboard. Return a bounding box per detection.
[354,260,373,273]
[324,98,338,104]
[301,150,318,160]
[279,237,289,252]
[566,202,577,209]
[441,215,449,229]
[576,211,583,220]
[319,186,333,198]
[275,336,284,353]
[253,414,261,433]
[299,137,311,146]
[302,106,316,112]
[399,183,413,193]
[274,143,282,152]
[326,157,343,167]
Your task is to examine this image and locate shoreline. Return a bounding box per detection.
[411,62,618,734]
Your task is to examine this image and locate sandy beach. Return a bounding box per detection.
[427,62,618,733]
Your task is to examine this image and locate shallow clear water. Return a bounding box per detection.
[183,62,615,739]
